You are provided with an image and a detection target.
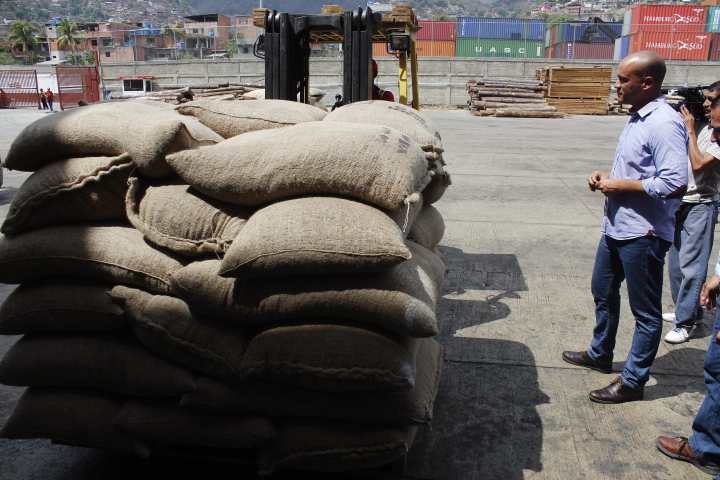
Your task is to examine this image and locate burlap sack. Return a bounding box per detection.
[1,154,133,237]
[384,192,423,235]
[0,331,196,396]
[182,338,445,426]
[256,418,417,475]
[0,386,142,454]
[176,99,326,139]
[407,204,446,251]
[0,223,186,294]
[169,240,445,337]
[3,100,223,178]
[114,398,276,449]
[165,122,431,210]
[0,278,126,335]
[126,177,252,257]
[423,160,451,205]
[238,319,420,392]
[219,197,411,278]
[323,100,442,153]
[108,285,252,380]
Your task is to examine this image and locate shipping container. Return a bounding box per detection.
[415,40,456,57]
[629,5,708,34]
[545,28,551,48]
[548,21,622,45]
[456,38,544,58]
[457,18,545,40]
[622,9,632,36]
[613,36,629,60]
[416,21,456,40]
[710,32,720,60]
[545,45,553,58]
[706,6,720,32]
[628,30,712,60]
[555,42,614,59]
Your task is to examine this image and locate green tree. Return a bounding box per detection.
[56,19,83,52]
[163,22,186,59]
[0,45,20,65]
[433,13,449,21]
[221,34,239,58]
[8,20,40,54]
[549,16,576,25]
[22,51,40,65]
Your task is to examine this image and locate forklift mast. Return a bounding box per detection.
[255,6,420,109]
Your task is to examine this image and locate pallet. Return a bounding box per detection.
[321,4,344,14]
[547,82,611,98]
[546,97,608,114]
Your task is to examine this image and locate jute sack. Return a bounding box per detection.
[219,197,411,278]
[176,99,326,139]
[114,398,276,449]
[0,278,126,335]
[238,319,420,392]
[3,100,223,178]
[165,122,431,210]
[169,240,446,338]
[423,160,451,205]
[323,100,442,152]
[407,204,446,251]
[182,338,445,426]
[0,386,142,454]
[0,223,187,294]
[256,418,417,476]
[126,177,253,257]
[108,286,252,380]
[0,331,197,396]
[1,154,133,237]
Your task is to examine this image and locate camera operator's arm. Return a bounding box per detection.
[681,105,720,172]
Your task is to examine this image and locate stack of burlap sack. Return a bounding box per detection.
[0,98,451,475]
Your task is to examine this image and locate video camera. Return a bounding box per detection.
[664,86,707,121]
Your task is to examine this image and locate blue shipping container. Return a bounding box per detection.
[457,17,546,40]
[557,21,622,43]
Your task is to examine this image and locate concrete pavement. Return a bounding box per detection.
[0,107,714,479]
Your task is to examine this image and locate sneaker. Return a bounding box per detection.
[662,313,676,322]
[665,326,694,344]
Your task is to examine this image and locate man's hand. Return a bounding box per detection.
[595,178,624,197]
[680,105,696,133]
[701,274,720,311]
[588,171,609,191]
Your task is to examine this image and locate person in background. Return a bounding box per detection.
[561,50,688,404]
[39,89,48,110]
[656,95,720,476]
[44,87,54,111]
[663,81,720,344]
[372,59,394,102]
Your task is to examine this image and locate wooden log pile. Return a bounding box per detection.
[116,83,265,104]
[536,66,612,115]
[467,78,562,118]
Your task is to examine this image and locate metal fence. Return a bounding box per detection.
[57,65,101,110]
[0,70,40,108]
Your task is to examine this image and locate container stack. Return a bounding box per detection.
[536,65,612,115]
[545,20,622,60]
[467,78,561,118]
[456,17,545,58]
[0,99,449,475]
[616,4,717,61]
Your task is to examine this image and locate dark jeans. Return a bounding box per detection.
[588,234,670,390]
[690,308,720,466]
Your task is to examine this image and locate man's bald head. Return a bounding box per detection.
[622,50,666,90]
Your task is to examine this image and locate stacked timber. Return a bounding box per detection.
[466,78,562,118]
[536,66,612,115]
[117,83,265,104]
[0,99,448,476]
[608,97,632,115]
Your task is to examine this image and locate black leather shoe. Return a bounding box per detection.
[589,376,644,404]
[562,350,612,374]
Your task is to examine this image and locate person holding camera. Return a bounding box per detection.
[663,81,720,344]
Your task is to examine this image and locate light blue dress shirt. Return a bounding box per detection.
[601,96,689,243]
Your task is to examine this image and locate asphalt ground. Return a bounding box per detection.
[0,106,715,479]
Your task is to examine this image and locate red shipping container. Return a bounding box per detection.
[710,32,720,60]
[629,30,712,60]
[416,21,456,41]
[558,42,615,59]
[630,5,708,34]
[550,24,559,45]
[545,46,553,58]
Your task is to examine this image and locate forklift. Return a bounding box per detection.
[252,6,421,110]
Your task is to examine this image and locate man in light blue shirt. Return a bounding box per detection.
[563,50,688,404]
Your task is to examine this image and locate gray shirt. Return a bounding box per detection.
[683,121,720,203]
